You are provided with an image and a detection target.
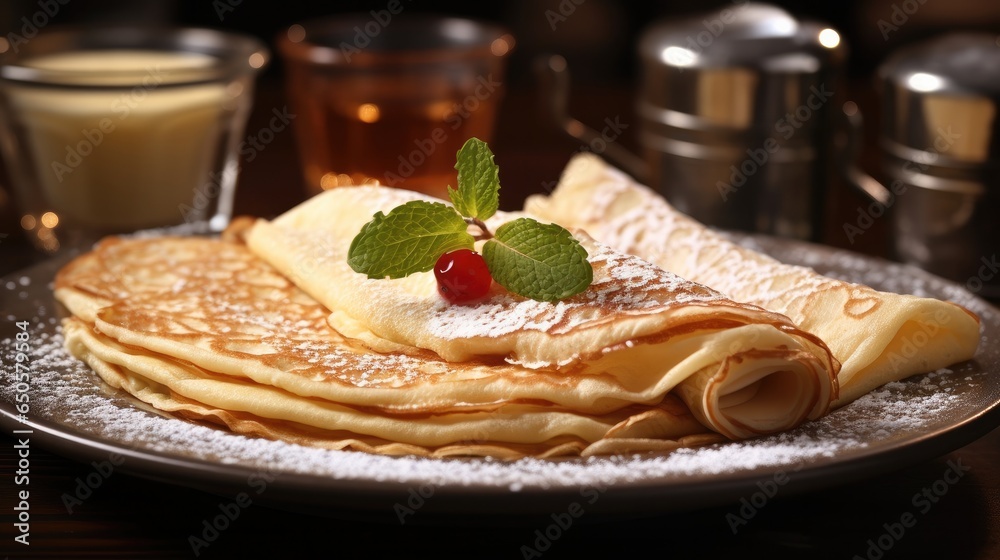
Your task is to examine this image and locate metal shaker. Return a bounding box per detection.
[859,33,1000,298]
[539,3,846,241]
[637,3,847,240]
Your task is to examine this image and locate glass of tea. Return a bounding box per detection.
[277,14,513,200]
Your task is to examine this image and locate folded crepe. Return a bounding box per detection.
[525,154,981,405]
[245,185,839,439]
[55,236,723,458]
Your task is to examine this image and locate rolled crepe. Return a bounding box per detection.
[525,153,981,405]
[245,185,839,438]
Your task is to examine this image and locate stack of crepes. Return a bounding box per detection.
[56,185,840,459]
[525,154,981,405]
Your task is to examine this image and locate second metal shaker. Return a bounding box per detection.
[871,33,1000,298]
[636,3,846,240]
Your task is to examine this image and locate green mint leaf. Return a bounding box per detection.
[448,137,500,221]
[482,218,592,302]
[348,200,474,279]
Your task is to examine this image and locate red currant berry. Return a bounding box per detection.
[434,249,492,303]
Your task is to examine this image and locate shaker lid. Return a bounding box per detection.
[637,3,844,132]
[878,33,1000,167]
[638,3,841,73]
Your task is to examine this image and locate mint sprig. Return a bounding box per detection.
[448,138,500,221]
[347,201,474,278]
[482,218,592,302]
[347,138,592,302]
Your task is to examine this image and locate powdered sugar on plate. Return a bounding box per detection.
[0,311,991,491]
[1,234,997,497]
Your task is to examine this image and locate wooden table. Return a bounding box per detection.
[2,77,999,559]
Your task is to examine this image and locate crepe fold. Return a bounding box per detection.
[56,236,726,458]
[525,154,981,405]
[245,186,838,439]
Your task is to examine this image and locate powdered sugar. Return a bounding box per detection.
[1,233,996,499]
[0,326,987,489]
[428,242,725,339]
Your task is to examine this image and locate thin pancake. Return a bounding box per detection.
[56,237,706,415]
[245,185,838,438]
[65,318,717,457]
[55,236,721,457]
[525,153,981,404]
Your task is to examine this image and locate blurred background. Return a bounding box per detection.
[0,0,993,83]
[0,0,998,274]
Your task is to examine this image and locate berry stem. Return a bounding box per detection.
[466,217,493,241]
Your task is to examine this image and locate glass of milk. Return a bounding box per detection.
[0,26,268,253]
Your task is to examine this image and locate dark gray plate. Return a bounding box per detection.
[2,236,998,523]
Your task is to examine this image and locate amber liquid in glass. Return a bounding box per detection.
[288,71,500,200]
